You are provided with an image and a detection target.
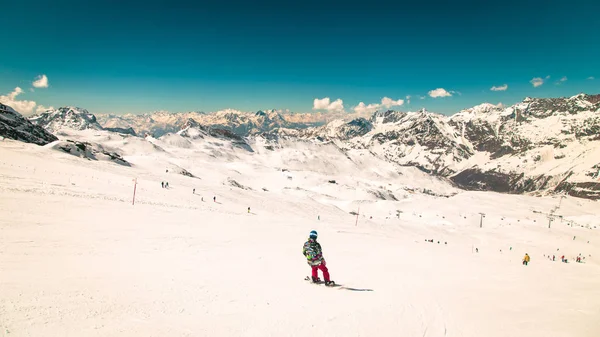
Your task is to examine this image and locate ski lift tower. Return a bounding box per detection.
[547,213,556,229]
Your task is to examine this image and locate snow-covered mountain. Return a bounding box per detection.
[96,109,322,138]
[0,103,58,145]
[15,94,600,199]
[258,94,600,199]
[29,107,137,136]
[29,107,104,133]
[159,117,253,152]
[96,111,206,138]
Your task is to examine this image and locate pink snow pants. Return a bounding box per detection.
[311,263,330,282]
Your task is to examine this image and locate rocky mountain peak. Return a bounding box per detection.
[29,106,103,132]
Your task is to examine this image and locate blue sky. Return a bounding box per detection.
[1,0,599,115]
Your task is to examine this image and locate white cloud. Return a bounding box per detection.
[428,88,452,98]
[381,97,404,108]
[530,77,547,88]
[313,97,331,110]
[327,99,344,113]
[32,74,49,88]
[353,102,380,114]
[35,105,54,113]
[554,76,568,85]
[313,97,344,113]
[450,90,462,96]
[490,84,508,91]
[587,76,595,80]
[352,97,405,114]
[419,96,426,100]
[0,87,37,115]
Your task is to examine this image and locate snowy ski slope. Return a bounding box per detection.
[0,130,599,337]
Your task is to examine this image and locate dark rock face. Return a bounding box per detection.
[555,181,600,200]
[451,169,514,193]
[104,127,137,136]
[0,103,58,145]
[178,118,254,152]
[53,140,130,166]
[337,118,373,140]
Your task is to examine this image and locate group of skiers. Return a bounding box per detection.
[161,181,169,188]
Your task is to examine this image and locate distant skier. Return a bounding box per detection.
[303,230,334,286]
[165,182,169,188]
[523,253,530,266]
[248,207,251,213]
[213,196,216,202]
[161,182,164,188]
[193,188,195,194]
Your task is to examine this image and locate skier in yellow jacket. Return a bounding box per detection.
[523,253,530,266]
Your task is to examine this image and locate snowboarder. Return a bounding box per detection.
[303,230,334,286]
[523,253,530,266]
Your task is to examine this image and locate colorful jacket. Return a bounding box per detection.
[303,238,323,265]
[524,254,530,262]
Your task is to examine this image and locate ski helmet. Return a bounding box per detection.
[309,230,318,239]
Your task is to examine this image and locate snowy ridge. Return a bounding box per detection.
[259,94,600,198]
[96,109,317,138]
[0,102,58,145]
[16,93,600,199]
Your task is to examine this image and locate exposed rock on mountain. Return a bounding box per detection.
[0,103,58,145]
[29,107,103,132]
[49,140,130,166]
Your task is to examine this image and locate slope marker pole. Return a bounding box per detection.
[132,178,137,205]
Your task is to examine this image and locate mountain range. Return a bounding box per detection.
[1,94,599,199]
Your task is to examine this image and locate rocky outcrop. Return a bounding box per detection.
[0,103,58,145]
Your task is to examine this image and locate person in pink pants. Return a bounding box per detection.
[303,230,335,286]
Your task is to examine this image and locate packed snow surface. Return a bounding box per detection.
[1,130,599,337]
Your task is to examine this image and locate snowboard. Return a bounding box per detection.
[304,276,339,287]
